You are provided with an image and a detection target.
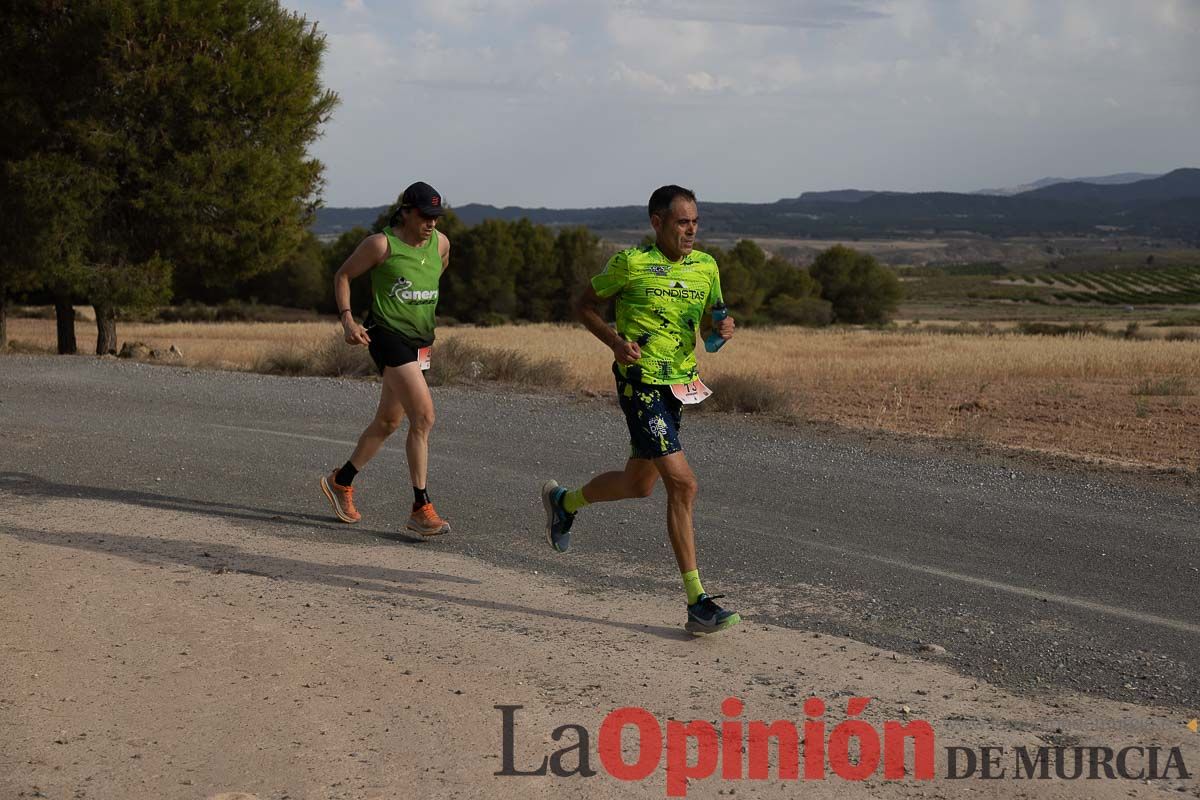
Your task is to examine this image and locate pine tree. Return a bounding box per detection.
[2,0,338,353]
[512,219,560,322]
[809,245,902,324]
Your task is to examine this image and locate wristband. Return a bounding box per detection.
[339,309,352,318]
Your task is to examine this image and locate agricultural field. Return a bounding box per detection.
[898,247,1200,320]
[1011,264,1200,305]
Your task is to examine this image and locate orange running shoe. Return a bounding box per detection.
[320,471,361,523]
[407,502,450,536]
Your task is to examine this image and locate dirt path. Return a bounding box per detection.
[3,496,1196,799]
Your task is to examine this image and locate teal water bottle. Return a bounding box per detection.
[704,303,728,353]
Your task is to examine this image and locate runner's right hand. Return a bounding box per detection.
[612,339,640,365]
[344,322,371,346]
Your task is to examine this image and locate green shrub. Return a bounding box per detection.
[808,245,902,324]
[765,295,834,326]
[477,312,512,328]
[1017,322,1106,337]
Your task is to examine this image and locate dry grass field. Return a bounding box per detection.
[22,319,336,371]
[7,317,1200,471]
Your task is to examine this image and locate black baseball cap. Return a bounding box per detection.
[400,181,446,217]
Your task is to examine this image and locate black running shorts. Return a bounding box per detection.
[367,324,423,374]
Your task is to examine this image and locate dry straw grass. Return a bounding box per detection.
[5,319,333,370]
[10,317,1200,395]
[438,323,1200,390]
[10,318,1199,391]
[248,334,571,388]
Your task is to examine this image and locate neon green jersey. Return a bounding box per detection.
[591,244,724,385]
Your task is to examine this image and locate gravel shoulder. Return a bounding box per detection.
[3,495,1196,799]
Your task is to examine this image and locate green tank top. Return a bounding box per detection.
[368,227,442,346]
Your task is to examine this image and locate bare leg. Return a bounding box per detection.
[345,362,435,489]
[383,362,436,489]
[579,458,659,503]
[347,370,405,469]
[652,452,699,574]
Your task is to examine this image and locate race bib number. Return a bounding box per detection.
[418,346,431,371]
[670,379,712,405]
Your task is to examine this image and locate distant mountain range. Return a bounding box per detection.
[314,168,1200,240]
[973,172,1163,196]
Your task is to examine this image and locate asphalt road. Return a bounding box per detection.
[2,355,1197,712]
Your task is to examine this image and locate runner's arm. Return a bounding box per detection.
[334,233,388,345]
[708,267,735,340]
[438,231,450,271]
[574,285,640,365]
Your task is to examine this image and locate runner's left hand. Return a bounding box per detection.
[343,322,371,346]
[717,316,735,340]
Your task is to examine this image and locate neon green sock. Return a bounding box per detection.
[682,569,705,605]
[562,487,589,514]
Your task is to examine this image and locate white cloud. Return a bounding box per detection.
[288,0,1200,205]
[1061,2,1112,49]
[419,0,548,28]
[408,29,442,51]
[887,0,934,40]
[685,71,733,92]
[532,24,570,57]
[1150,0,1198,30]
[323,30,398,87]
[604,14,716,63]
[620,0,890,29]
[610,62,674,94]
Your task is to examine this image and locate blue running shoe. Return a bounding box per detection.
[685,594,742,635]
[540,479,576,553]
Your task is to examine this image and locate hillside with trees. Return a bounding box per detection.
[315,169,1200,241]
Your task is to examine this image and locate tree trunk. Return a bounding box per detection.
[94,302,117,355]
[0,292,8,351]
[54,296,77,355]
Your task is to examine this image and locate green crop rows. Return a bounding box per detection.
[1031,265,1200,305]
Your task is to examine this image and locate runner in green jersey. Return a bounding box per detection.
[541,185,741,635]
[594,242,722,385]
[319,181,452,537]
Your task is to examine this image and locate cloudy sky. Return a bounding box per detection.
[289,0,1199,208]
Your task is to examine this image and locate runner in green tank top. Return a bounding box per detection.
[319,181,453,537]
[540,185,742,635]
[368,223,442,346]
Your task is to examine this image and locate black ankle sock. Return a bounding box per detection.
[335,461,358,487]
[413,487,429,509]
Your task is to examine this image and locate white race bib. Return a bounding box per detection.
[670,379,712,405]
[418,346,431,371]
